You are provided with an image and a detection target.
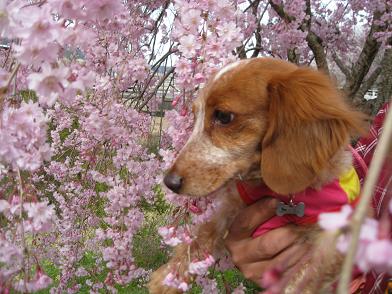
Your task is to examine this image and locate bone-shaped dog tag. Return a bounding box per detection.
[276,202,305,217]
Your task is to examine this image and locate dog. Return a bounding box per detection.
[148,57,366,293]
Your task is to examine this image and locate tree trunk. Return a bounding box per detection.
[374,46,392,114]
[353,37,392,115]
[306,31,329,74]
[343,10,386,99]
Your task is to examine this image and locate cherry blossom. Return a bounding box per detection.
[320,206,392,275]
[195,276,219,294]
[318,205,353,231]
[188,255,215,275]
[13,270,53,293]
[0,101,51,171]
[27,64,69,107]
[0,1,10,35]
[0,199,10,213]
[84,0,124,21]
[232,283,246,294]
[158,225,193,246]
[10,6,56,42]
[163,272,189,292]
[178,35,202,58]
[364,239,392,273]
[23,201,55,233]
[15,42,59,68]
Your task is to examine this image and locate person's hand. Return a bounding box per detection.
[224,197,311,285]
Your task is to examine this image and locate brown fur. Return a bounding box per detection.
[262,67,365,194]
[148,58,367,293]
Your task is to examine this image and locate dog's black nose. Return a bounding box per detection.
[164,172,183,193]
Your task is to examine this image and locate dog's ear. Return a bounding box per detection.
[261,67,365,194]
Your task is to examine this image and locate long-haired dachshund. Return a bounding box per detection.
[148,57,366,293]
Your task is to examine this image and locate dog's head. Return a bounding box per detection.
[164,58,365,196]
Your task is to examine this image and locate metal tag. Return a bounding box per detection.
[276,201,305,217]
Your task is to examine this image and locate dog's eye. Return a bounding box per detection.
[214,110,234,125]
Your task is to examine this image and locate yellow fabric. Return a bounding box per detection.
[339,167,361,203]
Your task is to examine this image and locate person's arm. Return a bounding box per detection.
[224,197,312,285]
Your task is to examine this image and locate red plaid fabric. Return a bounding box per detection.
[353,102,392,294]
[354,102,391,219]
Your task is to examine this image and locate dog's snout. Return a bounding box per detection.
[164,172,183,193]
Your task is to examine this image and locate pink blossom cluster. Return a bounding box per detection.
[166,0,251,115]
[0,101,51,171]
[232,283,247,294]
[188,255,215,275]
[158,225,193,246]
[13,270,53,293]
[41,99,161,290]
[265,0,308,57]
[0,238,23,285]
[195,276,219,293]
[163,272,189,291]
[0,193,55,292]
[319,203,392,274]
[0,0,164,292]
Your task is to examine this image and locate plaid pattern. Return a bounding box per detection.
[354,102,391,219]
[352,102,392,294]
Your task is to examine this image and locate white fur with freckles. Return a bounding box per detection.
[182,98,232,166]
[181,98,205,151]
[193,136,232,165]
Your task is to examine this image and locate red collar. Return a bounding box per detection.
[236,163,362,237]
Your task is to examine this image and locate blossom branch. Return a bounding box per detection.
[0,62,20,110]
[17,168,28,293]
[332,52,351,79]
[343,10,387,98]
[268,0,294,23]
[137,67,175,111]
[337,100,392,294]
[353,66,382,107]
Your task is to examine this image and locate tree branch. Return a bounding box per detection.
[332,53,351,79]
[131,47,175,108]
[344,10,386,98]
[303,0,329,73]
[268,0,294,23]
[306,31,329,74]
[0,62,20,112]
[375,39,392,111]
[148,0,171,63]
[287,48,299,64]
[137,67,175,112]
[244,0,260,13]
[352,66,382,109]
[251,0,263,58]
[269,0,329,73]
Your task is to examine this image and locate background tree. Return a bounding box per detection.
[127,0,392,114]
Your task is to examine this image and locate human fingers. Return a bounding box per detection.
[226,224,301,265]
[238,241,312,285]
